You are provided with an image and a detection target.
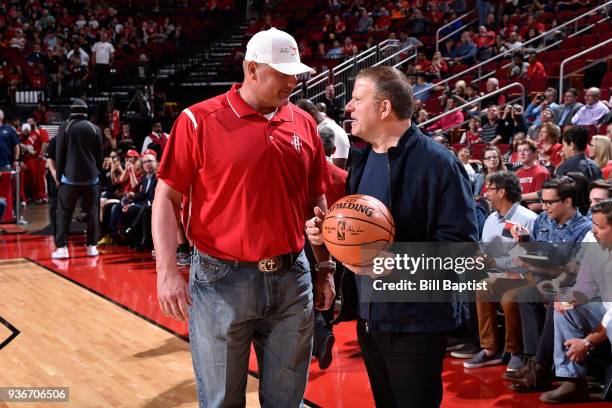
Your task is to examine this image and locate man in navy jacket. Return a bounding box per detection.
[307,66,478,408]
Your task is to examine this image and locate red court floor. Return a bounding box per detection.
[1,232,608,407]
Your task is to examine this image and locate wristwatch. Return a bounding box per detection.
[582,338,594,350]
[315,260,336,271]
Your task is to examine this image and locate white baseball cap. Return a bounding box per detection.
[21,123,31,132]
[245,28,315,75]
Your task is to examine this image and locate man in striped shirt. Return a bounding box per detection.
[481,105,502,144]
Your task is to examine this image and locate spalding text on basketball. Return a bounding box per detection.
[328,202,374,217]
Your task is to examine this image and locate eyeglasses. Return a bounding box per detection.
[540,198,562,207]
[483,156,499,160]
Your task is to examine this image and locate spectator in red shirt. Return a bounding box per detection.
[30,64,46,90]
[414,51,431,72]
[334,15,346,35]
[373,10,391,32]
[33,102,50,125]
[298,40,312,58]
[427,98,464,133]
[519,15,546,39]
[526,53,547,80]
[538,122,563,168]
[427,51,448,78]
[516,138,550,211]
[461,116,483,144]
[27,117,49,202]
[319,123,348,209]
[342,36,354,55]
[474,26,495,49]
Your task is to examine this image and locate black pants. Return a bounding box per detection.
[139,204,153,248]
[55,184,99,248]
[517,285,554,367]
[313,312,333,358]
[357,319,447,408]
[46,171,57,236]
[95,64,110,92]
[535,306,555,367]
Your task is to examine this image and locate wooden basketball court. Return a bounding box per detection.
[0,259,260,408]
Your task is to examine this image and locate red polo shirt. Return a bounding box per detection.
[325,161,348,207]
[159,83,328,261]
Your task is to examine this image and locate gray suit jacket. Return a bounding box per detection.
[553,102,583,126]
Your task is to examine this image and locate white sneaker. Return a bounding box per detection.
[86,245,99,257]
[52,247,69,259]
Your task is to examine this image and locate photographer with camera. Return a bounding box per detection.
[498,104,528,144]
[525,88,558,126]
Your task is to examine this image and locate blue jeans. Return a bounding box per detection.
[476,0,490,27]
[189,250,314,408]
[554,301,607,378]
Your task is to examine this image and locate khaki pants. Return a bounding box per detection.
[476,277,529,354]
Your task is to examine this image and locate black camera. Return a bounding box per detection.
[536,94,545,101]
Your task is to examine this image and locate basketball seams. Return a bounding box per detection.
[322,215,395,239]
[332,194,395,231]
[361,196,395,229]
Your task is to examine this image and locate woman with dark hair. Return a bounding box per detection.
[474,145,507,198]
[524,28,542,48]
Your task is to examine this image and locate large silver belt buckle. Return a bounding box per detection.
[257,256,284,273]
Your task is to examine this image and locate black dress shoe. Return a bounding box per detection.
[318,334,335,370]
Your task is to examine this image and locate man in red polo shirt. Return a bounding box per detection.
[516,138,550,212]
[153,28,335,407]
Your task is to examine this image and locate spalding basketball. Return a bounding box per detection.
[322,194,395,266]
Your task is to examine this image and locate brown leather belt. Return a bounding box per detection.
[212,252,301,273]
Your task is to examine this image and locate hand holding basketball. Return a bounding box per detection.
[322,195,395,266]
[345,251,395,278]
[305,206,326,246]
